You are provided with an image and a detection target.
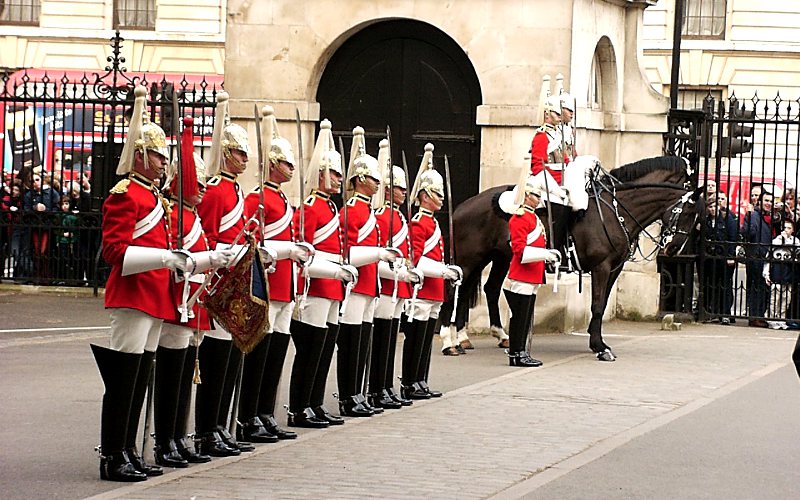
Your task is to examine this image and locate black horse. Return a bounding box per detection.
[440,156,702,361]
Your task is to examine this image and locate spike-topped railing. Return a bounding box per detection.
[0,31,223,289]
[661,91,800,325]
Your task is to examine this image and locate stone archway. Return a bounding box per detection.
[316,19,482,208]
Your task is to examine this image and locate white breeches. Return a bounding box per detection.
[109,308,163,354]
[269,300,294,334]
[296,296,340,328]
[374,294,405,320]
[340,292,377,326]
[406,298,442,322]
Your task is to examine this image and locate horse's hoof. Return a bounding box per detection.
[596,349,616,362]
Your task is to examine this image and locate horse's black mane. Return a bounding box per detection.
[607,156,687,183]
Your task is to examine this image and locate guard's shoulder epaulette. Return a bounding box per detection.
[109,179,130,194]
[346,197,357,207]
[411,212,423,222]
[375,206,386,215]
[206,175,222,186]
[537,124,550,133]
[304,195,316,206]
[515,206,525,216]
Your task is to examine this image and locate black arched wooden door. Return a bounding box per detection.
[316,20,482,210]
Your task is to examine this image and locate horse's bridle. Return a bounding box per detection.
[659,190,699,254]
[589,175,695,269]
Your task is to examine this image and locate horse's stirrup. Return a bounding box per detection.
[596,348,616,362]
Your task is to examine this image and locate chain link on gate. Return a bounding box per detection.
[661,92,800,327]
[0,31,222,289]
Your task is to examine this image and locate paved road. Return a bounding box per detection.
[1,289,798,499]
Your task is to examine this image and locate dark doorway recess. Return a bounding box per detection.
[317,19,482,209]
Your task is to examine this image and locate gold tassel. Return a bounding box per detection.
[193,319,202,384]
[193,357,202,385]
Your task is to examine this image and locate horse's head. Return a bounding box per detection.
[661,186,704,256]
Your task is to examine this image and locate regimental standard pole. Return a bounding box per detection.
[670,0,685,110]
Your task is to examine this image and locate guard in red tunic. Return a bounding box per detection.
[90,87,231,482]
[337,127,400,418]
[371,140,421,409]
[403,143,462,400]
[530,78,570,265]
[153,128,219,468]
[289,119,357,427]
[238,107,310,442]
[504,175,560,367]
[194,91,256,456]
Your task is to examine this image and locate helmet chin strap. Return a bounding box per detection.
[223,148,245,172]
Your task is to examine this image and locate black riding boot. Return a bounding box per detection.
[194,337,239,457]
[385,318,412,406]
[288,320,329,428]
[91,345,146,482]
[217,346,254,452]
[237,336,277,443]
[124,350,163,477]
[257,332,297,439]
[357,322,383,414]
[153,346,189,468]
[311,323,344,425]
[174,344,210,463]
[401,320,430,400]
[417,320,442,398]
[504,290,542,367]
[370,318,401,409]
[337,323,373,417]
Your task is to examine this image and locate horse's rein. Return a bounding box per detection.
[589,178,693,269]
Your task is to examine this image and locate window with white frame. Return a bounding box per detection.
[682,0,726,39]
[0,0,41,25]
[114,0,156,30]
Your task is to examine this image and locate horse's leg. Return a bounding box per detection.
[588,264,621,361]
[484,254,510,332]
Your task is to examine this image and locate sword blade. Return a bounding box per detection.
[386,125,393,246]
[401,150,414,264]
[254,104,265,232]
[173,88,184,248]
[295,108,305,240]
[338,135,349,264]
[444,155,455,265]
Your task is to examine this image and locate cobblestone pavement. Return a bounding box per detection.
[86,323,796,500]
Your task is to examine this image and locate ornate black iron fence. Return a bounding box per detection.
[661,92,800,327]
[0,31,221,288]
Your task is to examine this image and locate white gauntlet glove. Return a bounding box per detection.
[443,264,463,282]
[399,266,423,284]
[262,240,314,264]
[185,249,238,274]
[547,249,561,263]
[379,247,402,263]
[121,246,189,276]
[257,246,278,267]
[336,264,359,284]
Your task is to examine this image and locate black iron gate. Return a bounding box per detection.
[661,93,800,327]
[0,31,221,288]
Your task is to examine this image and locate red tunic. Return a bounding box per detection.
[375,203,412,299]
[411,208,445,302]
[342,193,381,298]
[102,174,173,319]
[296,191,344,301]
[530,125,566,184]
[196,172,245,248]
[166,203,211,330]
[508,205,546,284]
[244,181,295,303]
